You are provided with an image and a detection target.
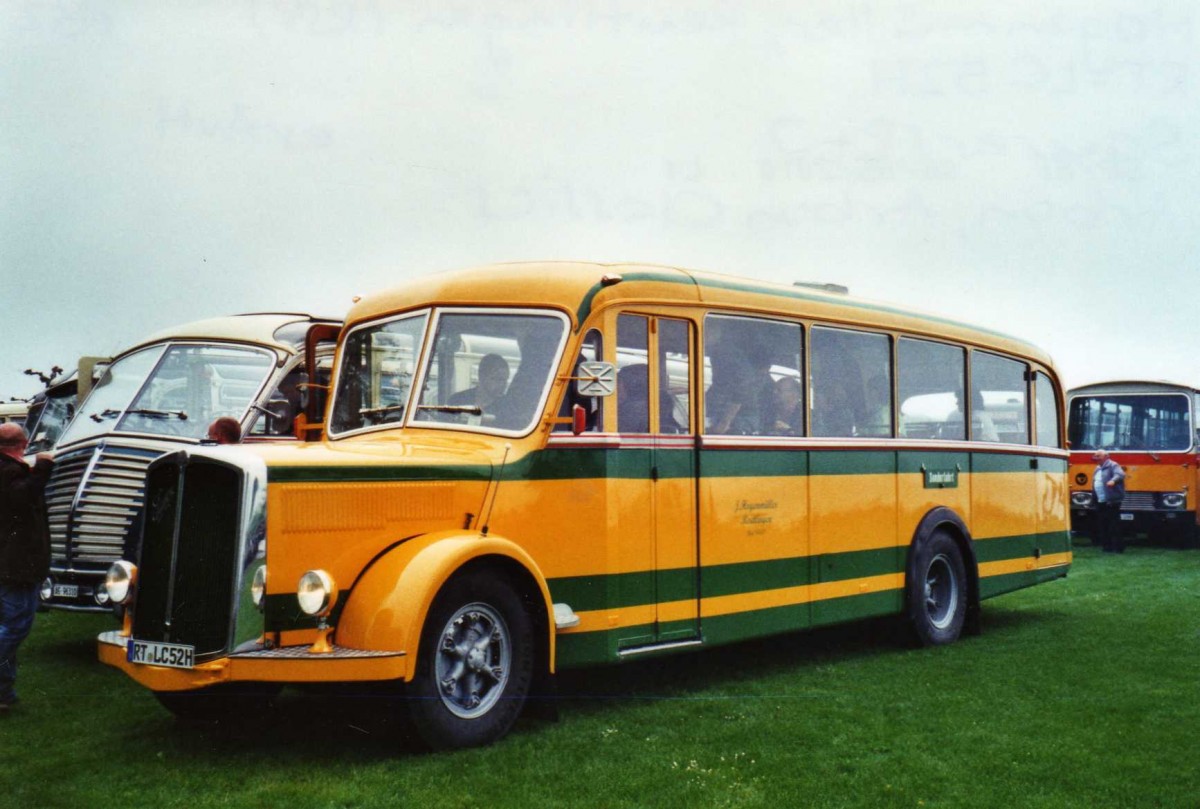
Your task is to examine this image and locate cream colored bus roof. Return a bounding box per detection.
[128,313,339,357]
[347,261,1055,369]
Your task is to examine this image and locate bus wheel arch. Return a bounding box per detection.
[405,557,543,750]
[905,508,980,645]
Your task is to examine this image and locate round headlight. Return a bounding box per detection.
[105,561,138,606]
[297,570,336,617]
[251,566,267,610]
[93,584,111,606]
[40,577,53,602]
[1161,492,1186,509]
[1070,491,1095,507]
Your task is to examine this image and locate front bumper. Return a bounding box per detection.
[97,631,409,692]
[1070,507,1195,536]
[42,569,111,613]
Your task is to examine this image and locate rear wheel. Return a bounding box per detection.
[907,530,968,646]
[405,571,533,750]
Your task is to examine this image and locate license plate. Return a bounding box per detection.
[1120,513,1134,521]
[52,583,79,598]
[127,639,195,669]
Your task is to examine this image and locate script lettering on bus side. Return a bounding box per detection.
[735,498,777,536]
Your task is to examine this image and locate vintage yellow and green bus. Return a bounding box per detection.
[98,262,1070,749]
[45,313,340,611]
[1068,380,1200,546]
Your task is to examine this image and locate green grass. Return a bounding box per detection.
[3,545,1198,808]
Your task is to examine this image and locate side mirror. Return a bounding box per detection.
[576,362,616,397]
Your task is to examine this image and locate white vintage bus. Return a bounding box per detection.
[42,313,339,611]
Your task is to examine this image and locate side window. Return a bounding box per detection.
[555,329,604,432]
[971,352,1029,444]
[617,315,650,433]
[658,319,691,434]
[810,326,891,438]
[1034,371,1061,448]
[898,338,965,440]
[703,315,803,436]
[248,364,306,437]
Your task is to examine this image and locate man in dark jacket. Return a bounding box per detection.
[0,423,53,712]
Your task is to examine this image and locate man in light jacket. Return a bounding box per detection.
[1092,449,1127,553]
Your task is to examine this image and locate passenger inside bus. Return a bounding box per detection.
[707,347,774,435]
[857,373,893,437]
[766,376,804,435]
[617,363,649,433]
[449,353,511,412]
[941,390,998,441]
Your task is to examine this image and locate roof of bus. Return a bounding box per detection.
[1068,380,1200,396]
[0,402,28,416]
[125,313,341,358]
[347,261,1056,368]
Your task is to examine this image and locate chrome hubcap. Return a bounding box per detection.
[924,553,959,630]
[435,603,510,719]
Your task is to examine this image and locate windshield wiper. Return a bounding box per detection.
[124,408,188,421]
[359,404,407,417]
[416,405,483,415]
[89,408,122,423]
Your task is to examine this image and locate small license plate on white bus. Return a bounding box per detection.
[1120,513,1134,521]
[127,639,195,669]
[52,583,78,598]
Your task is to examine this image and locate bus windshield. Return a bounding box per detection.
[26,392,75,454]
[330,309,567,435]
[1068,393,1192,452]
[59,343,276,445]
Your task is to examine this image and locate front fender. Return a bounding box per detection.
[334,530,554,681]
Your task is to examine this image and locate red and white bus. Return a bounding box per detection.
[1067,380,1200,546]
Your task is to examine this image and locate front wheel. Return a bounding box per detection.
[405,571,534,750]
[907,530,968,646]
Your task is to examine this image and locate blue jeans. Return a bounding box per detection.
[0,583,39,704]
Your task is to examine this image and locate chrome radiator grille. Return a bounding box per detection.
[45,443,163,565]
[1120,492,1157,511]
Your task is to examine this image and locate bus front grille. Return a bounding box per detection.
[1120,492,1157,511]
[131,456,242,660]
[45,444,162,566]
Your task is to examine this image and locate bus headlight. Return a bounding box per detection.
[93,584,110,606]
[39,577,53,602]
[1159,492,1186,509]
[105,561,137,606]
[1070,491,1095,507]
[251,566,268,610]
[297,570,337,617]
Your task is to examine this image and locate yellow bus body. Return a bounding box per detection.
[99,262,1070,737]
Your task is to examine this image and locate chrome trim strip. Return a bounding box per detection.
[619,639,704,658]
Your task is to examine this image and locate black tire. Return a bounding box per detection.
[153,682,281,722]
[406,570,534,750]
[907,530,968,646]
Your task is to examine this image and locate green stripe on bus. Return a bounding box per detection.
[978,565,1069,599]
[268,447,1065,484]
[547,531,1059,612]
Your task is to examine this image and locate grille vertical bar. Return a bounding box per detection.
[132,457,242,659]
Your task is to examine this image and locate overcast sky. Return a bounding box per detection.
[3,2,1197,403]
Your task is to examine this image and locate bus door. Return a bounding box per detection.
[614,313,700,649]
[1033,371,1069,564]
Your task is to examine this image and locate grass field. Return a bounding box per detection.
[2,543,1197,809]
